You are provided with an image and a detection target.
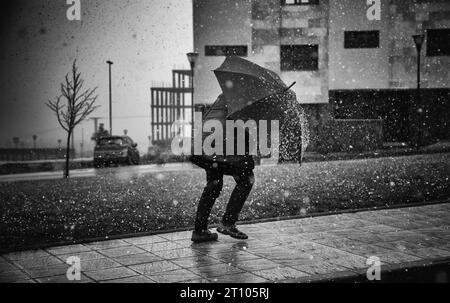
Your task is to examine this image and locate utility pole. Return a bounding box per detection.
[107,60,113,135]
[81,128,84,158]
[91,117,100,133]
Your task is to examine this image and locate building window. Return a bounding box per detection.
[344,31,380,49]
[281,45,319,71]
[205,45,248,57]
[427,29,450,56]
[282,0,319,5]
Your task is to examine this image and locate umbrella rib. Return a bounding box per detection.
[214,70,282,85]
[225,82,296,119]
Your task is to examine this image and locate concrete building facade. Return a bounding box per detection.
[191,0,450,147]
[193,0,450,102]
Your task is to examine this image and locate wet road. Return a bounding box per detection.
[0,163,199,183]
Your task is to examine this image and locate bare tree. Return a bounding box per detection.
[47,60,99,178]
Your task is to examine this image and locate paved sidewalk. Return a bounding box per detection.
[1,203,449,283]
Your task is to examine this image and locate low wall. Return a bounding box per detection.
[316,119,384,153]
[330,88,450,143]
[0,148,75,161]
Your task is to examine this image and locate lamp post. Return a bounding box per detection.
[186,52,199,150]
[32,135,37,149]
[411,34,425,147]
[106,60,113,135]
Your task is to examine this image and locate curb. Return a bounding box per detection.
[281,257,450,283]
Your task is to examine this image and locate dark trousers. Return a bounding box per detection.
[194,166,254,232]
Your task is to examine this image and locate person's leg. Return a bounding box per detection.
[222,169,254,227]
[194,169,223,232]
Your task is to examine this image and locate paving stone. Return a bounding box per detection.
[337,244,394,257]
[148,269,202,283]
[130,260,182,275]
[344,231,394,244]
[159,231,192,241]
[293,261,350,275]
[240,239,280,250]
[0,270,30,283]
[234,258,282,271]
[330,219,372,230]
[13,255,63,270]
[193,243,243,256]
[297,247,349,260]
[375,240,431,252]
[190,263,244,278]
[36,273,93,283]
[171,255,223,268]
[172,239,197,248]
[57,251,104,263]
[181,278,211,283]
[152,248,204,260]
[113,252,162,266]
[297,232,341,241]
[288,270,361,283]
[312,238,363,250]
[250,247,319,266]
[284,238,328,248]
[45,244,91,255]
[124,235,167,245]
[85,239,130,250]
[381,231,433,243]
[299,224,334,233]
[3,249,50,261]
[326,253,368,269]
[99,245,146,258]
[415,228,450,240]
[211,251,262,263]
[84,267,138,282]
[401,248,450,259]
[252,267,309,281]
[210,272,268,283]
[138,241,183,252]
[80,258,122,272]
[380,220,427,230]
[24,263,69,278]
[360,224,401,234]
[0,260,19,272]
[377,251,421,265]
[102,275,156,283]
[327,228,361,237]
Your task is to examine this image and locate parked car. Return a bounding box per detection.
[93,136,140,167]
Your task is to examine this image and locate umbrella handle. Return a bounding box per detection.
[284,81,296,92]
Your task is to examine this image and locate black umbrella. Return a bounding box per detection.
[213,56,303,163]
[213,56,296,118]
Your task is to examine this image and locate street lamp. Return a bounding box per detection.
[412,34,425,90]
[186,52,199,149]
[32,135,37,149]
[106,60,114,135]
[411,34,425,147]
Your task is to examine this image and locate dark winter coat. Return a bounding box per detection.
[190,94,255,171]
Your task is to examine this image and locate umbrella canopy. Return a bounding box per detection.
[214,56,294,117]
[228,91,304,163]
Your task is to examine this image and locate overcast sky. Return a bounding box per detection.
[0,0,193,153]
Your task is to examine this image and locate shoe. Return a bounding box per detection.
[191,230,218,243]
[217,223,248,240]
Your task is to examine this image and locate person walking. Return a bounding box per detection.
[191,94,254,243]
